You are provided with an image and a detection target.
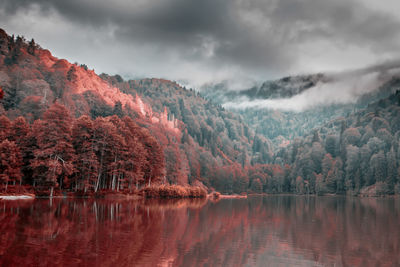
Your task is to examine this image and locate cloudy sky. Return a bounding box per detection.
[1,0,400,89]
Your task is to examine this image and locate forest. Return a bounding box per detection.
[0,106,166,196]
[275,91,400,196]
[0,28,399,197]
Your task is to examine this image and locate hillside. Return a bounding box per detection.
[100,75,274,163]
[200,69,400,195]
[0,28,273,195]
[202,74,400,147]
[274,91,400,195]
[1,28,399,196]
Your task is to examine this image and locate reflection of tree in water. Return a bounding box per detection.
[0,197,399,266]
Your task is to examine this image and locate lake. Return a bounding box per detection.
[0,196,399,266]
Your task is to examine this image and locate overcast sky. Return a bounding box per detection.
[1,0,400,89]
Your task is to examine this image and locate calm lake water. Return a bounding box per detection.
[0,196,399,267]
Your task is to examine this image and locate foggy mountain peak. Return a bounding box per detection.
[203,61,400,112]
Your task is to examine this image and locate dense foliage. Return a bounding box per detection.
[1,28,399,196]
[0,28,274,195]
[202,76,400,147]
[274,91,400,195]
[0,105,164,195]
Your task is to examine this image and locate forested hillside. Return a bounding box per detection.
[202,75,400,147]
[275,91,400,195]
[100,75,274,164]
[0,28,274,195]
[0,28,399,196]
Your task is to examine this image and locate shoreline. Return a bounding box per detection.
[1,192,398,200]
[218,194,247,199]
[247,193,400,198]
[0,194,35,200]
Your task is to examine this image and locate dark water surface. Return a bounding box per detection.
[0,196,399,267]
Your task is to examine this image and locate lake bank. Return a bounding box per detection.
[0,194,35,200]
[1,184,208,200]
[2,185,399,200]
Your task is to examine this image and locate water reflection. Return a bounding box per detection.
[0,196,399,266]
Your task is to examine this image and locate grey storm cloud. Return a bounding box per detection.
[1,0,400,87]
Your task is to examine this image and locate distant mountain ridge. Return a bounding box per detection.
[201,71,400,148]
[202,73,325,103]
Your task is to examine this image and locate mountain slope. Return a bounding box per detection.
[1,28,398,196]
[0,28,273,194]
[201,73,400,148]
[274,91,400,195]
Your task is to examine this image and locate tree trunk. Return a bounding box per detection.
[95,148,104,193]
[117,174,120,192]
[111,156,117,191]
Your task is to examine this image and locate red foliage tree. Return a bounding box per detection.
[30,103,75,194]
[121,117,148,189]
[9,116,31,185]
[165,145,189,185]
[0,140,23,190]
[9,117,30,144]
[0,115,11,140]
[72,115,98,192]
[92,117,121,192]
[141,131,165,186]
[107,115,131,191]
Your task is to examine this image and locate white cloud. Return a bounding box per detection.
[223,64,400,112]
[1,0,400,88]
